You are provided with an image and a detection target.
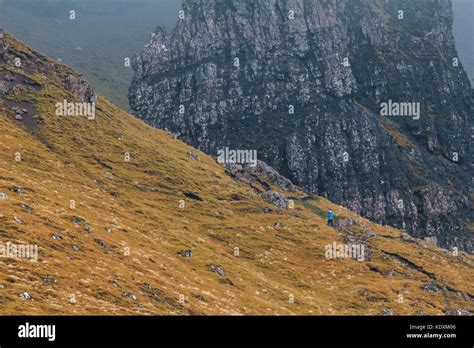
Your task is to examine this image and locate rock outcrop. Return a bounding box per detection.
[129,0,473,252]
[0,29,96,104]
[0,30,8,56]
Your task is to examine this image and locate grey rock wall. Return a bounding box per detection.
[129,0,473,252]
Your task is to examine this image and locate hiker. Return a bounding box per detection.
[327,210,334,226]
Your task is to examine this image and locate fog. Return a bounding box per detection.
[0,0,471,106]
[0,0,183,108]
[452,0,474,83]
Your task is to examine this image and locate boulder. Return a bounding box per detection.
[262,190,288,209]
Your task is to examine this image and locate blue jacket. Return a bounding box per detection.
[327,211,333,220]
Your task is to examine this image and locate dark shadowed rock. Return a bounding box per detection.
[63,74,97,104]
[234,160,298,193]
[0,29,8,58]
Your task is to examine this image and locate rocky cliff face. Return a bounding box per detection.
[129,0,473,252]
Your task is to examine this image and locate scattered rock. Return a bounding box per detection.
[262,190,288,209]
[223,163,242,171]
[122,291,137,301]
[95,239,109,253]
[12,106,25,114]
[188,151,200,161]
[184,192,203,201]
[0,192,7,199]
[43,277,57,285]
[422,281,440,293]
[72,245,81,251]
[14,216,25,224]
[10,186,25,195]
[444,307,471,316]
[177,250,192,257]
[31,114,44,125]
[382,308,393,316]
[230,194,241,201]
[14,114,22,120]
[336,227,373,261]
[94,157,113,171]
[19,292,32,300]
[208,264,225,276]
[52,234,62,240]
[72,216,86,225]
[194,294,206,302]
[219,278,234,286]
[18,203,32,213]
[140,283,165,301]
[335,217,355,228]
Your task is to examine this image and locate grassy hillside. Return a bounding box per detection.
[0,30,472,315]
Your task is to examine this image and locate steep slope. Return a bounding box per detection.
[129,0,473,253]
[0,29,473,315]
